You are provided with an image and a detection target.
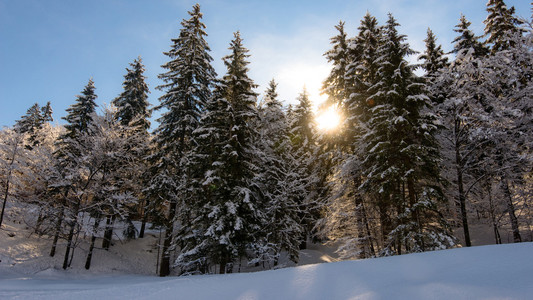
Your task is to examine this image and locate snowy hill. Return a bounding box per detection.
[1,241,532,299]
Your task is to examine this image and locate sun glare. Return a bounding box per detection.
[316,106,341,131]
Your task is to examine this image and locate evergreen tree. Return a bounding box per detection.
[147,3,216,277]
[344,12,381,130]
[484,0,522,53]
[208,31,263,273]
[361,14,454,255]
[41,101,53,123]
[113,56,151,131]
[288,87,317,249]
[62,79,98,140]
[321,13,382,258]
[419,28,449,79]
[49,78,98,268]
[452,15,488,59]
[322,21,349,110]
[14,102,53,148]
[255,79,304,266]
[112,56,152,239]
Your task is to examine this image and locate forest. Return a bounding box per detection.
[1,0,532,277]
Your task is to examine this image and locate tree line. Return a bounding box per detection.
[1,0,531,276]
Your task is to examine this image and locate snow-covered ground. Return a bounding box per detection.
[1,222,532,300]
[1,211,532,300]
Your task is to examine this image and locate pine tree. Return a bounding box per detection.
[41,101,53,123]
[112,56,151,239]
[147,3,216,277]
[255,79,304,266]
[452,15,488,59]
[322,13,382,258]
[50,78,98,269]
[361,14,454,255]
[419,28,449,79]
[484,0,522,53]
[14,102,53,148]
[209,31,263,273]
[345,12,381,130]
[62,79,98,140]
[322,21,349,110]
[288,87,317,249]
[113,56,151,131]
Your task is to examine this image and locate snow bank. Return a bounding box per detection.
[1,243,532,300]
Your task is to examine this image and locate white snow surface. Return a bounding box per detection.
[1,239,532,300]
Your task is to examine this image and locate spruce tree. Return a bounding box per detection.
[255,79,303,266]
[211,31,263,273]
[452,15,488,59]
[51,78,98,268]
[112,56,151,239]
[147,3,216,277]
[323,13,381,258]
[288,87,316,249]
[419,28,449,79]
[484,0,522,53]
[179,33,265,274]
[322,21,349,110]
[41,101,53,123]
[361,14,453,255]
[113,56,151,131]
[15,103,45,148]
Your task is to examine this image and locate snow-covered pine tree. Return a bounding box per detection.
[210,31,263,273]
[179,33,265,275]
[147,3,216,277]
[361,14,454,255]
[322,21,348,114]
[287,87,317,249]
[419,28,449,80]
[50,79,98,268]
[344,12,381,134]
[41,101,53,123]
[14,102,51,149]
[113,56,151,131]
[418,28,450,107]
[452,14,489,59]
[254,79,304,267]
[112,56,151,239]
[319,13,381,259]
[175,81,229,275]
[484,0,522,53]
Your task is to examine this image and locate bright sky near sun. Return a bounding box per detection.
[0,0,530,128]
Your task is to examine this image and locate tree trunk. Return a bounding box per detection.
[50,208,64,257]
[62,197,80,270]
[62,220,76,269]
[502,179,521,243]
[455,142,471,247]
[488,186,502,244]
[0,136,20,228]
[0,177,10,228]
[139,199,149,238]
[102,215,116,250]
[159,200,177,277]
[85,217,101,270]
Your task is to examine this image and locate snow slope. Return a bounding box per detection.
[1,242,532,300]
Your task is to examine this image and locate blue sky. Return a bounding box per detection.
[0,0,530,128]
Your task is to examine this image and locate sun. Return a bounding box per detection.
[316,106,341,131]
